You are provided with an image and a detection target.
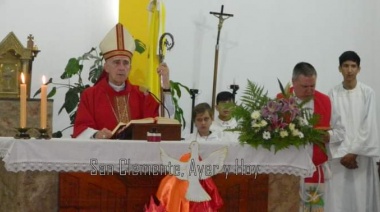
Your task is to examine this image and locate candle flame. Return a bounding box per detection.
[21,72,25,84]
[42,75,46,84]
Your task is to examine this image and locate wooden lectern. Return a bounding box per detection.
[115,123,182,141]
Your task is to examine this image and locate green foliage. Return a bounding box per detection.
[235,80,270,120]
[231,79,327,153]
[169,80,191,129]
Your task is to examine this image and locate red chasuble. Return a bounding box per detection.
[72,77,159,138]
[277,90,330,183]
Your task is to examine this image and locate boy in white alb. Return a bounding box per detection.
[211,91,239,142]
[186,102,221,142]
[325,51,380,212]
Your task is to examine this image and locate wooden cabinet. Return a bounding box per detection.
[59,173,268,211]
[59,173,128,211]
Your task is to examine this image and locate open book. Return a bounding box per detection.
[111,117,180,139]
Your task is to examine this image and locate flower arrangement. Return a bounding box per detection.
[231,79,326,152]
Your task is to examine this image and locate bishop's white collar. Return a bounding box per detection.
[108,81,126,92]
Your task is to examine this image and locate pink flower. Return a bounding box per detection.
[279,97,300,121]
[261,100,282,118]
[268,114,288,130]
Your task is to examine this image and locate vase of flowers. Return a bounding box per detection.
[231,79,326,153]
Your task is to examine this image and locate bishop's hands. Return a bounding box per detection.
[157,62,170,89]
[340,153,358,169]
[94,128,112,139]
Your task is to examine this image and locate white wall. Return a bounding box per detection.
[164,0,380,134]
[0,0,118,137]
[0,0,379,137]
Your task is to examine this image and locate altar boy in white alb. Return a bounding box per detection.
[186,102,222,142]
[325,51,380,212]
[211,91,237,130]
[210,91,240,142]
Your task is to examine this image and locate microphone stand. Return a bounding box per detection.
[189,89,199,133]
[229,84,239,102]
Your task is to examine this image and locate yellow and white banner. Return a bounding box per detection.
[119,0,165,98]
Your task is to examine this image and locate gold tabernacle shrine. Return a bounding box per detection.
[0,32,40,98]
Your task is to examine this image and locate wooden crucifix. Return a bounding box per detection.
[209,5,233,111]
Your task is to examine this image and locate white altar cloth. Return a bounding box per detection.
[0,137,315,178]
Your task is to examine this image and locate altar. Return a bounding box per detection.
[0,137,314,211]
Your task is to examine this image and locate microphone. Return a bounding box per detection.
[139,86,171,118]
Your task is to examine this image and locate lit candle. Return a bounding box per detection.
[40,75,47,129]
[20,73,27,128]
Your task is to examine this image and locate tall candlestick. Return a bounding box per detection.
[20,73,27,128]
[40,75,47,129]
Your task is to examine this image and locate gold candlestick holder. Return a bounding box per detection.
[36,128,50,139]
[14,128,31,139]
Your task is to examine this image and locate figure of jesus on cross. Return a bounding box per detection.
[209,5,233,111]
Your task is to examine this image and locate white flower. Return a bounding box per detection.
[263,131,271,140]
[288,123,295,131]
[297,117,309,126]
[292,129,300,136]
[260,120,268,127]
[298,132,304,139]
[251,111,261,120]
[279,130,289,138]
[251,121,261,128]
